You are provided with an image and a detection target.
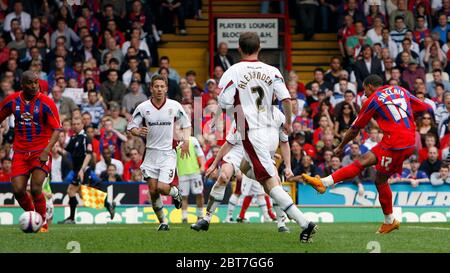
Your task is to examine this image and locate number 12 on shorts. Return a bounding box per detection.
[381,156,392,168]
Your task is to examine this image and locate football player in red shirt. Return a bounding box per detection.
[0,71,62,232]
[302,75,433,234]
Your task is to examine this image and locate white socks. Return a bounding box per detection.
[257,195,270,222]
[227,194,239,218]
[269,186,309,229]
[169,186,180,198]
[197,207,204,218]
[385,214,394,224]
[204,183,226,222]
[152,195,167,224]
[273,202,287,228]
[321,176,334,187]
[182,209,188,220]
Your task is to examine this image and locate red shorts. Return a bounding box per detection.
[371,144,415,176]
[11,151,52,178]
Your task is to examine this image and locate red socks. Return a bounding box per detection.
[239,195,253,219]
[16,192,35,212]
[264,195,276,220]
[32,193,47,223]
[331,160,365,184]
[376,182,393,215]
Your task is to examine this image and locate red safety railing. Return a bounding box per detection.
[208,0,292,78]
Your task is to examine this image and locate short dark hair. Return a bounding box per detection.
[238,32,260,55]
[186,70,196,76]
[151,74,168,86]
[433,68,443,74]
[344,90,355,96]
[160,56,170,62]
[363,75,383,88]
[314,67,324,74]
[395,16,404,22]
[436,83,445,89]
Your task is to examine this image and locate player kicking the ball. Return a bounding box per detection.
[302,75,433,234]
[127,75,191,231]
[0,71,62,232]
[193,32,317,243]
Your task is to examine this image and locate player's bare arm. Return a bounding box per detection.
[39,129,61,164]
[334,127,359,157]
[205,142,233,178]
[130,127,148,137]
[280,141,293,179]
[180,126,192,159]
[281,99,293,135]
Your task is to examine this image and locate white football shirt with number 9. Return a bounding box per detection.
[127,99,191,151]
[217,61,290,130]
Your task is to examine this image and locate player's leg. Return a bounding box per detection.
[191,163,234,231]
[264,195,277,220]
[237,175,253,222]
[256,194,272,222]
[178,175,190,223]
[243,130,316,242]
[147,178,169,230]
[155,151,182,209]
[272,175,289,232]
[29,168,48,230]
[302,151,378,193]
[191,174,205,220]
[226,171,242,222]
[374,172,400,233]
[11,175,34,211]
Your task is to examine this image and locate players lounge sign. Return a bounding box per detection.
[217,19,278,49]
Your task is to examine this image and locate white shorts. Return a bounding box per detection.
[140,149,176,184]
[241,174,265,196]
[241,128,277,181]
[179,173,204,196]
[222,144,244,174]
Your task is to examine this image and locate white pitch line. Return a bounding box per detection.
[404,226,450,231]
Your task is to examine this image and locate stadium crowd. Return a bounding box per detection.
[0,0,449,201]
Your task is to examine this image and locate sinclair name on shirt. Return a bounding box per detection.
[238,71,273,89]
[377,87,405,103]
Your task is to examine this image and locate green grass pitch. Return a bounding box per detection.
[1,223,449,253]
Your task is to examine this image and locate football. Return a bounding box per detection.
[18,211,43,233]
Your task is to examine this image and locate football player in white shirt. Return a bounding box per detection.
[198,32,317,243]
[127,75,192,231]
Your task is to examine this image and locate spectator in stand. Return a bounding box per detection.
[390,16,408,49]
[426,69,450,97]
[353,45,383,90]
[423,41,448,73]
[366,16,384,45]
[100,69,127,107]
[0,37,9,66]
[122,56,150,87]
[109,101,127,133]
[100,164,123,182]
[186,70,203,96]
[346,20,372,65]
[380,27,398,59]
[50,141,72,182]
[288,70,306,95]
[214,65,224,83]
[338,0,366,29]
[121,79,147,117]
[433,13,450,44]
[389,67,410,90]
[101,37,124,68]
[313,114,334,145]
[337,14,356,65]
[159,66,181,101]
[47,55,78,89]
[414,15,431,46]
[366,4,386,29]
[160,0,187,35]
[99,118,127,161]
[159,56,180,84]
[123,148,143,182]
[291,154,322,177]
[402,59,426,90]
[430,164,450,185]
[73,35,101,65]
[334,102,355,140]
[3,1,31,33]
[419,133,441,162]
[0,157,12,182]
[50,17,80,51]
[390,155,429,187]
[397,38,420,65]
[295,0,319,41]
[420,147,443,177]
[436,92,450,127]
[417,113,439,147]
[324,56,343,87]
[323,155,342,177]
[7,28,26,52]
[81,89,106,128]
[214,42,234,72]
[305,68,333,94]
[50,85,78,121]
[95,147,124,177]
